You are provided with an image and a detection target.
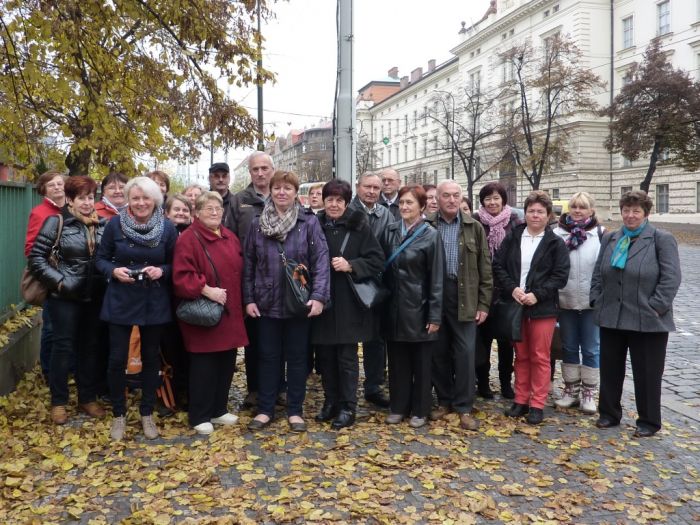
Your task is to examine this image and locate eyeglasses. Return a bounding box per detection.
[201,206,224,214]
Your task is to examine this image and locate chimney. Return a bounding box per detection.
[410,67,423,83]
[400,76,409,89]
[428,59,436,73]
[388,66,399,79]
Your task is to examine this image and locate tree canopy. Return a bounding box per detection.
[604,39,700,193]
[0,0,273,177]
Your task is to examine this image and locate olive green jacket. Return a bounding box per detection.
[426,211,493,321]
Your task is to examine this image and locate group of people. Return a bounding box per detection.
[24,154,681,441]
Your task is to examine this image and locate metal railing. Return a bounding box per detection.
[0,182,41,321]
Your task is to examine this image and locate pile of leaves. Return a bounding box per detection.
[1,362,699,524]
[0,306,40,349]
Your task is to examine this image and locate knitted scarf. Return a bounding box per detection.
[611,220,648,269]
[68,206,100,255]
[119,206,165,248]
[259,201,298,241]
[559,213,598,251]
[477,204,513,257]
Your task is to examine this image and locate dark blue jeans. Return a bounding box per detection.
[40,302,53,378]
[257,317,310,418]
[46,298,101,406]
[108,324,164,417]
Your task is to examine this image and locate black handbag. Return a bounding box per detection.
[175,232,225,327]
[339,232,390,310]
[277,242,312,317]
[488,299,524,342]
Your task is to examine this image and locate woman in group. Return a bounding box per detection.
[460,196,472,216]
[95,172,128,220]
[166,194,193,233]
[473,182,523,399]
[553,192,603,415]
[29,176,106,424]
[146,170,170,208]
[183,184,205,209]
[244,170,330,432]
[423,184,439,214]
[493,190,569,425]
[381,184,444,428]
[173,191,248,435]
[307,183,325,214]
[24,170,66,381]
[96,176,178,441]
[311,179,384,430]
[591,190,680,438]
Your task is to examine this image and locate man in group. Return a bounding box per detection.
[378,168,401,220]
[348,171,395,408]
[208,162,236,231]
[426,180,492,430]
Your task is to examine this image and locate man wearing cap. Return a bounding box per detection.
[208,162,236,231]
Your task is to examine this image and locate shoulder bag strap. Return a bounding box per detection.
[384,222,428,270]
[339,232,350,256]
[49,214,65,264]
[192,231,221,287]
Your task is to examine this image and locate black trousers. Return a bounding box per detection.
[188,349,236,427]
[387,341,434,418]
[599,327,668,432]
[362,338,387,396]
[317,344,359,411]
[244,316,259,393]
[160,320,189,404]
[108,324,164,417]
[475,324,514,388]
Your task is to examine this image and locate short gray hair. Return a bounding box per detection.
[356,171,380,185]
[125,176,164,208]
[436,179,461,195]
[195,191,224,212]
[248,151,275,171]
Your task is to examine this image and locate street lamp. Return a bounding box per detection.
[434,90,455,179]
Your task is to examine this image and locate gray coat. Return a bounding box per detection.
[347,195,395,240]
[590,224,681,333]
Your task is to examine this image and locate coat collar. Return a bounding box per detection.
[191,217,232,241]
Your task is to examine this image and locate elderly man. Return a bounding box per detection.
[347,172,396,407]
[378,168,401,220]
[425,180,492,430]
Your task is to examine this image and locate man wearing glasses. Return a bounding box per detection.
[378,168,401,221]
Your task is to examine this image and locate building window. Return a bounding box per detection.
[553,4,559,13]
[621,185,633,197]
[469,70,481,93]
[395,146,399,163]
[404,115,408,133]
[413,110,417,128]
[543,9,550,19]
[622,71,633,86]
[657,1,670,35]
[656,183,669,213]
[404,144,409,161]
[423,106,428,126]
[622,16,634,48]
[387,149,391,166]
[697,182,700,212]
[551,188,560,200]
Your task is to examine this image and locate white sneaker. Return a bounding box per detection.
[211,413,239,425]
[194,422,214,435]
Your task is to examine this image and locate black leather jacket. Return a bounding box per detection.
[28,209,106,302]
[380,220,444,342]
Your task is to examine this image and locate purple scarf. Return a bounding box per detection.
[477,205,513,257]
[560,214,597,250]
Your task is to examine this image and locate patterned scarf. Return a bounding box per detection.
[68,206,100,255]
[610,220,648,269]
[101,196,125,214]
[477,204,513,257]
[559,213,597,251]
[119,206,165,248]
[259,201,298,241]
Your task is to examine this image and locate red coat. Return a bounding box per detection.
[95,201,119,220]
[172,219,248,353]
[25,198,62,257]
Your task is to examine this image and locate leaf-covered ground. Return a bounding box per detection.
[1,359,699,524]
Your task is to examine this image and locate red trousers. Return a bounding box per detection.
[513,317,556,409]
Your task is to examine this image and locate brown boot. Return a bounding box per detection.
[430,405,451,421]
[80,402,106,418]
[51,406,68,425]
[459,413,480,431]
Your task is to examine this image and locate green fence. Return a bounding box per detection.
[0,182,41,321]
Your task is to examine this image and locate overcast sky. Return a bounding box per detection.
[183,0,490,179]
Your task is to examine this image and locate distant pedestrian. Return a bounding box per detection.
[591,190,681,438]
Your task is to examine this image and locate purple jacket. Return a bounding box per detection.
[243,208,330,318]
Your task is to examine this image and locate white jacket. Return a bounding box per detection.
[553,225,603,310]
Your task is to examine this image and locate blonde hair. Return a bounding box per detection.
[568,191,595,210]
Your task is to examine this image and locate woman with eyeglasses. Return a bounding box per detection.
[173,191,248,435]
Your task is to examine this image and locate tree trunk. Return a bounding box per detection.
[640,137,661,193]
[65,145,92,176]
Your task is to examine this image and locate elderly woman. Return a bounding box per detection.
[29,176,106,424]
[493,191,569,425]
[311,179,384,429]
[173,191,248,435]
[244,170,330,432]
[95,172,128,220]
[96,176,178,441]
[553,192,604,414]
[473,182,523,399]
[166,194,193,233]
[591,190,680,438]
[460,196,472,216]
[308,183,325,214]
[423,184,439,214]
[24,170,66,381]
[147,170,170,207]
[183,184,205,209]
[381,184,444,428]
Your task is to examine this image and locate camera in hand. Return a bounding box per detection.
[128,269,147,282]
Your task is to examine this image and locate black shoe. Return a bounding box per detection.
[526,408,544,425]
[500,383,515,399]
[331,410,355,430]
[365,392,390,408]
[478,385,495,399]
[595,416,619,429]
[248,416,272,431]
[315,402,338,423]
[504,403,529,418]
[633,426,657,438]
